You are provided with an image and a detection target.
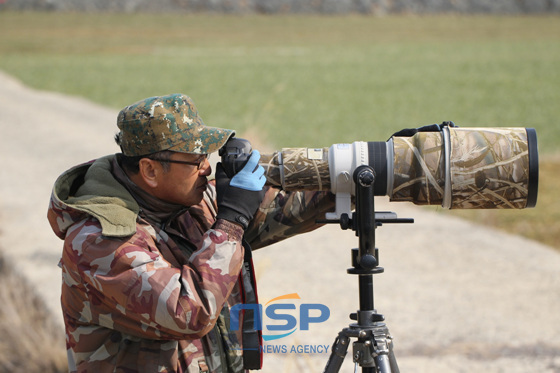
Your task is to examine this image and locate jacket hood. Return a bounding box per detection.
[47,154,140,239]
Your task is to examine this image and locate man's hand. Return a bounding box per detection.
[215,150,266,229]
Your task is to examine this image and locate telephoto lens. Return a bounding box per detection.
[259,125,538,215]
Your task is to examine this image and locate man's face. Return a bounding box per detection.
[153,153,211,207]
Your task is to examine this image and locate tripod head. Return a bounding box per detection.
[317,165,413,270]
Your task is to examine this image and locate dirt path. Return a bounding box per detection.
[1,70,559,372]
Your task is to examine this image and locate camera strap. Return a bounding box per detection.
[239,239,263,370]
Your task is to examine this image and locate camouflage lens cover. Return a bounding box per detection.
[260,147,331,191]
[391,127,536,209]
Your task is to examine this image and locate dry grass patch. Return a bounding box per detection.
[0,254,67,372]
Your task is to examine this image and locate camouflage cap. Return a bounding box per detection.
[116,93,234,156]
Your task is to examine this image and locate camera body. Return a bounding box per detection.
[219,137,253,178]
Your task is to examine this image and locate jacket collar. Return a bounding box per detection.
[52,155,140,237]
[112,156,188,229]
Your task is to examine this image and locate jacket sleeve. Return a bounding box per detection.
[243,187,336,250]
[61,217,244,340]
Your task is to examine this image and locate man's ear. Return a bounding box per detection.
[138,158,161,188]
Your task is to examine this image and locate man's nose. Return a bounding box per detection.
[199,157,212,176]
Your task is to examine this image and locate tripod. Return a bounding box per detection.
[319,165,413,373]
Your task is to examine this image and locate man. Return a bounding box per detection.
[48,93,335,372]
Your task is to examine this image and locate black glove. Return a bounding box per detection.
[390,121,457,138]
[215,151,266,230]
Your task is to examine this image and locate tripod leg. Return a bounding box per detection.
[375,354,392,373]
[388,338,400,373]
[323,333,350,373]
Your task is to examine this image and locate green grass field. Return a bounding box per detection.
[1,12,558,247]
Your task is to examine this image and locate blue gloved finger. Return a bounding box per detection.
[241,150,261,172]
[254,165,266,188]
[231,172,265,191]
[231,156,265,191]
[254,164,265,178]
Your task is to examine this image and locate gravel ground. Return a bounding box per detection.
[1,70,559,372]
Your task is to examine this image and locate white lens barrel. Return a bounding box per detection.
[326,141,369,219]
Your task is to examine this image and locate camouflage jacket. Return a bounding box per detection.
[47,154,335,373]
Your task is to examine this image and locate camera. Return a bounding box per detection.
[221,123,538,218]
[219,136,253,178]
